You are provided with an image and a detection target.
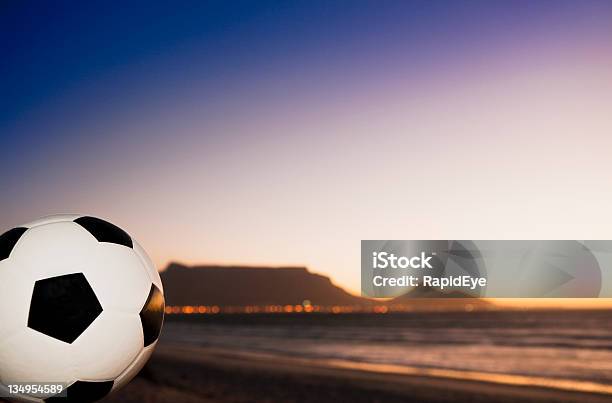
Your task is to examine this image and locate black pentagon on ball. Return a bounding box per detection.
[140,284,165,347]
[74,216,133,248]
[28,273,103,344]
[0,227,27,261]
[45,380,114,403]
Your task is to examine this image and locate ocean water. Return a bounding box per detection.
[161,311,612,390]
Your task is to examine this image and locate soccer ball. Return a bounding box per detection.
[0,215,165,402]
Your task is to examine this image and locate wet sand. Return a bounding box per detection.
[102,343,612,403]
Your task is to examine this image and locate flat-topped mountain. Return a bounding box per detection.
[160,263,365,307]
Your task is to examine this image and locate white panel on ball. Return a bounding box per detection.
[111,341,156,392]
[83,244,152,313]
[0,328,75,385]
[72,311,143,380]
[0,260,34,341]
[9,222,100,281]
[21,214,82,228]
[133,241,163,292]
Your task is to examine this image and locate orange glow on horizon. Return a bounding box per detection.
[485,298,612,309]
[163,299,612,316]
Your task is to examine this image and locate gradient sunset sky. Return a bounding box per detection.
[2,1,612,294]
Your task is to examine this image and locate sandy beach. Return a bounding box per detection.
[103,343,612,403]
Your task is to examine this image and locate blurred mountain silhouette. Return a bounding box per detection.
[160,263,365,306]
